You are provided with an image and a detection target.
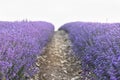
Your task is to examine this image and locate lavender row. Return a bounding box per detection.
[0,21,54,80]
[59,22,120,80]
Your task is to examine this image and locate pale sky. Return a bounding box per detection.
[0,0,120,30]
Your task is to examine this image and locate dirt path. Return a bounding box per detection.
[32,31,84,80]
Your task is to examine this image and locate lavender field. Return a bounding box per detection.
[0,21,54,80]
[1,21,120,80]
[59,22,120,80]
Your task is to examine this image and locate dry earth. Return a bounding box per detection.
[31,30,94,80]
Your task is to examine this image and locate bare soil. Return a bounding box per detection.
[31,30,93,80]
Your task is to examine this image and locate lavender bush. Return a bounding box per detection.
[59,22,120,80]
[0,21,54,80]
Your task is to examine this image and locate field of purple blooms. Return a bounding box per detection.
[0,21,54,80]
[59,22,120,80]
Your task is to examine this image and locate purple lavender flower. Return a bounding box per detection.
[59,22,120,80]
[0,21,54,79]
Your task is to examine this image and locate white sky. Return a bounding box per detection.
[0,0,120,30]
